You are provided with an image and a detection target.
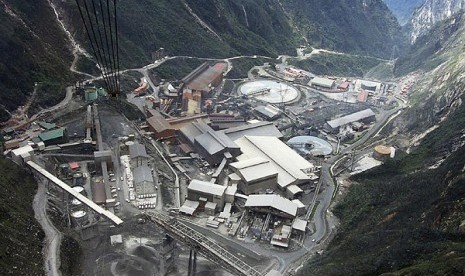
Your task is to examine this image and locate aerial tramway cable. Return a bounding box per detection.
[74,0,120,96]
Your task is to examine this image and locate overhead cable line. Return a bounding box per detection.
[74,0,120,96]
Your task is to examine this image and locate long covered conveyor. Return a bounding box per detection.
[27,161,123,225]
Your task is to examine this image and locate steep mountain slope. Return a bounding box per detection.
[57,0,403,67]
[280,0,405,58]
[383,0,425,25]
[409,0,465,42]
[298,11,465,276]
[394,12,465,134]
[0,0,73,123]
[0,157,45,275]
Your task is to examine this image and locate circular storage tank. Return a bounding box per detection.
[373,145,391,161]
[59,164,69,177]
[72,186,85,194]
[288,136,333,156]
[239,80,300,104]
[73,173,85,186]
[71,198,83,206]
[70,210,88,227]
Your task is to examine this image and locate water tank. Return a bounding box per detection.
[85,89,98,102]
[373,145,392,161]
[72,186,85,195]
[73,173,85,186]
[70,210,88,227]
[59,164,69,177]
[71,198,83,206]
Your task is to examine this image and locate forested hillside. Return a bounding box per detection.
[0,0,73,123]
[0,157,44,275]
[281,0,405,59]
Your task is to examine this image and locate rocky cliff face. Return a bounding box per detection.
[410,0,465,42]
[383,0,425,25]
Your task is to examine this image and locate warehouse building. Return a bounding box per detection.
[229,157,278,195]
[325,109,376,134]
[180,120,241,165]
[222,121,283,141]
[254,105,282,121]
[245,194,298,218]
[310,77,335,89]
[133,165,156,195]
[180,62,227,114]
[38,127,68,146]
[129,143,149,167]
[187,179,227,211]
[146,109,176,140]
[234,136,314,198]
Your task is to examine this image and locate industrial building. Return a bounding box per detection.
[254,105,283,121]
[325,109,376,134]
[229,157,278,195]
[234,136,314,197]
[187,179,227,211]
[133,165,156,195]
[222,121,283,141]
[180,62,227,114]
[310,77,335,89]
[146,109,176,140]
[38,127,69,146]
[245,194,298,218]
[129,143,149,167]
[180,120,241,165]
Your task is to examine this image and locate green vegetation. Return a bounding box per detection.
[0,0,73,123]
[0,157,44,275]
[394,13,464,76]
[151,58,205,81]
[227,57,274,79]
[281,0,406,59]
[289,53,383,77]
[298,97,465,275]
[60,236,83,276]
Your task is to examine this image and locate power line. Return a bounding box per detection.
[74,0,120,96]
[75,0,111,90]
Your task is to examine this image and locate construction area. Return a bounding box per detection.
[1,48,405,275]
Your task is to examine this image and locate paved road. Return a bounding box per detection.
[33,174,62,276]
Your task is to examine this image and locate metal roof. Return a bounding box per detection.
[254,105,282,119]
[38,128,65,141]
[292,218,307,232]
[129,143,149,159]
[235,136,313,188]
[230,157,277,183]
[182,62,227,91]
[133,165,154,184]
[188,179,226,196]
[147,111,172,133]
[286,184,303,195]
[181,120,240,155]
[311,77,335,88]
[327,108,375,129]
[38,121,56,130]
[195,130,240,155]
[180,120,211,144]
[222,121,283,141]
[245,194,297,217]
[292,199,306,208]
[180,200,199,215]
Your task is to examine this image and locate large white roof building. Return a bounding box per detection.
[234,136,314,189]
[245,194,298,218]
